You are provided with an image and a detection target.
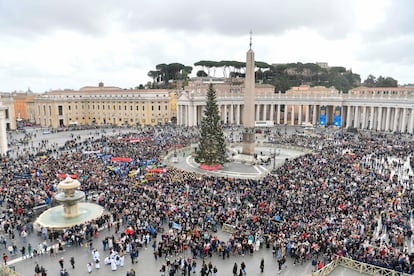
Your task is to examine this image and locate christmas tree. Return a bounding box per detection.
[196,84,227,166]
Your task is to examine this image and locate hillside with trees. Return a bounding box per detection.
[147,60,398,92]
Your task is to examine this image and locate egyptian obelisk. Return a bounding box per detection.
[242,32,256,155]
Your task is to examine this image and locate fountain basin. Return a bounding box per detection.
[35,202,105,230]
[54,190,85,203]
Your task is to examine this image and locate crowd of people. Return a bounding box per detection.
[0,125,413,275]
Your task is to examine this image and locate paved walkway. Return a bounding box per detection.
[7,226,366,276]
[166,143,307,179]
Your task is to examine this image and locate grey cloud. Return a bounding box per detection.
[361,0,414,41]
[121,0,356,39]
[356,35,414,64]
[0,0,357,39]
[0,0,117,36]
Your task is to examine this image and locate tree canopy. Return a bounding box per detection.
[362,75,398,87]
[147,63,193,88]
[145,60,401,93]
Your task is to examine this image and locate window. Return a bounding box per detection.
[58,105,63,116]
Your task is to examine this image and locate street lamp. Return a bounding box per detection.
[272,148,280,172]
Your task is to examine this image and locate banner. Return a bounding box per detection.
[333,106,342,127]
[319,106,327,126]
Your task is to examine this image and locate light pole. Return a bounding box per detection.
[272,148,280,172]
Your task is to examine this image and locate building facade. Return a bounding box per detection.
[33,83,175,128]
[0,93,16,130]
[177,81,414,134]
[12,92,36,123]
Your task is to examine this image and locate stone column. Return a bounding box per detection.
[392,108,399,132]
[377,107,383,131]
[276,105,281,124]
[290,105,295,125]
[298,105,302,125]
[346,106,352,128]
[284,106,288,125]
[255,104,260,121]
[223,104,227,124]
[305,105,309,124]
[312,105,317,125]
[188,104,193,126]
[385,107,391,131]
[230,104,234,125]
[236,104,241,125]
[193,105,198,126]
[408,108,414,134]
[361,106,367,129]
[0,107,7,155]
[270,104,274,123]
[369,106,374,130]
[353,106,359,128]
[401,108,407,133]
[182,105,186,126]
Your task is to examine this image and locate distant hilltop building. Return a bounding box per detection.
[316,62,329,69]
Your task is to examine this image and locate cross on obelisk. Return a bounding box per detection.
[242,31,256,155]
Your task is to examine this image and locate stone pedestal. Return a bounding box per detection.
[63,204,79,218]
[242,130,255,155]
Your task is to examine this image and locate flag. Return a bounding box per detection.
[172,222,181,230]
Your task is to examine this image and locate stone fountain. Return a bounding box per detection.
[35,177,105,230]
[54,177,86,218]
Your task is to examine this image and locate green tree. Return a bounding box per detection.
[377,76,398,87]
[363,74,376,87]
[195,84,227,165]
[196,70,208,77]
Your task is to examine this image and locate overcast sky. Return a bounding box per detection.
[0,0,413,92]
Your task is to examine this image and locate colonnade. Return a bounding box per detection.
[177,101,414,134]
